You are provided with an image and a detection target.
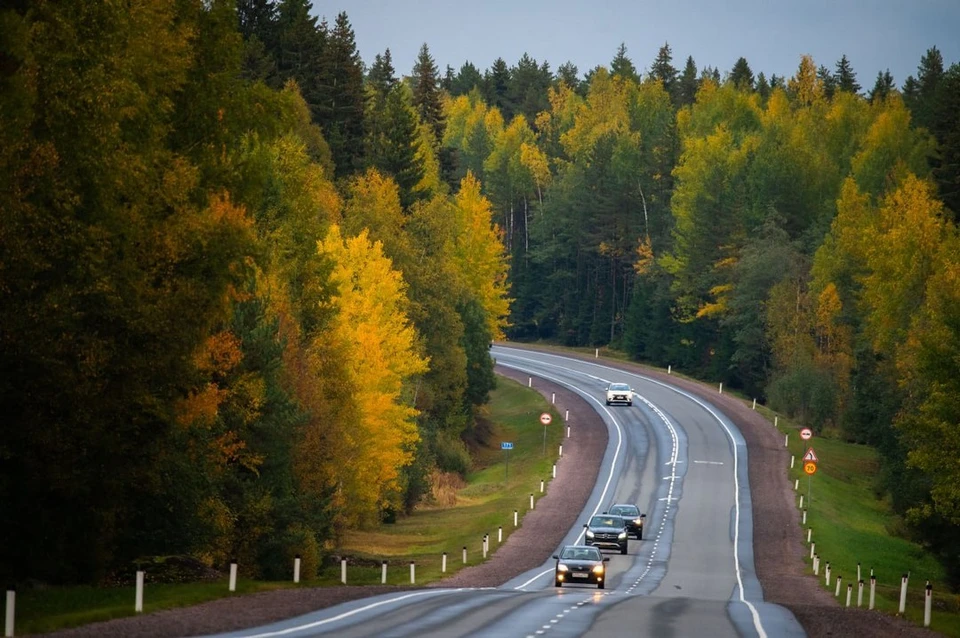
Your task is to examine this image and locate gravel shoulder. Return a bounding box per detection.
[35,354,938,637]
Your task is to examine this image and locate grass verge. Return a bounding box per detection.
[9,376,562,635]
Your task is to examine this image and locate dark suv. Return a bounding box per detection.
[607,504,645,539]
[583,514,628,554]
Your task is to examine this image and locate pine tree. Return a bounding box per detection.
[679,55,698,105]
[868,69,895,103]
[729,57,754,91]
[442,64,455,92]
[756,72,771,100]
[366,87,425,209]
[273,0,326,119]
[368,48,397,98]
[317,12,367,177]
[611,43,639,83]
[650,42,679,103]
[905,46,945,129]
[411,43,445,147]
[835,54,860,94]
[556,61,580,92]
[508,53,551,124]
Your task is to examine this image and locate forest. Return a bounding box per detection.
[2,0,959,587]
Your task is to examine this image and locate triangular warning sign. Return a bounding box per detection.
[803,447,819,463]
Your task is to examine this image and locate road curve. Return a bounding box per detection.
[203,346,803,638]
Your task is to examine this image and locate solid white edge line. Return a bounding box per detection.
[495,363,624,591]
[234,589,464,637]
[495,348,769,638]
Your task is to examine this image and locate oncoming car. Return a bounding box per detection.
[606,383,633,406]
[584,514,629,554]
[553,545,608,589]
[607,504,645,539]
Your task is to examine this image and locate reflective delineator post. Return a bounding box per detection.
[810,542,815,560]
[552,464,556,478]
[752,398,757,410]
[869,575,876,610]
[462,546,467,564]
[551,393,555,404]
[858,580,864,607]
[803,509,808,525]
[135,571,144,613]
[595,348,599,358]
[442,552,447,573]
[667,365,672,374]
[566,426,570,438]
[294,555,301,584]
[719,382,723,394]
[775,416,779,427]
[835,575,842,597]
[794,479,799,491]
[899,574,909,614]
[4,588,13,638]
[784,433,788,447]
[791,456,795,469]
[814,555,820,575]
[846,583,852,607]
[807,528,812,543]
[409,561,415,584]
[514,510,518,527]
[825,562,831,586]
[530,493,534,509]
[565,410,569,421]
[540,479,544,493]
[799,495,804,509]
[857,563,861,583]
[229,560,238,592]
[528,377,532,388]
[482,535,488,559]
[340,559,346,585]
[381,560,387,584]
[924,582,932,627]
[498,526,503,543]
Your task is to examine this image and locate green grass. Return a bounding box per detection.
[766,407,960,636]
[10,376,563,634]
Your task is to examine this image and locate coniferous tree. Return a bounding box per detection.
[412,43,445,146]
[484,57,512,119]
[508,54,552,124]
[817,64,837,99]
[452,61,483,96]
[868,69,895,103]
[729,57,754,90]
[904,46,945,130]
[318,12,367,177]
[556,61,580,92]
[769,73,785,90]
[611,43,639,83]
[835,54,861,94]
[679,55,699,105]
[930,63,960,220]
[756,72,771,100]
[366,87,425,209]
[442,64,455,92]
[650,42,679,103]
[368,48,397,98]
[274,0,326,118]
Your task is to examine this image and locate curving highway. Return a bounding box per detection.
[205,346,804,638]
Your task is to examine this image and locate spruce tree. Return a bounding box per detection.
[834,54,860,94]
[756,72,771,100]
[366,86,425,209]
[273,0,325,118]
[868,69,895,103]
[817,64,837,99]
[484,57,512,118]
[906,46,945,129]
[318,11,367,177]
[412,43,445,147]
[368,48,397,98]
[650,42,679,103]
[610,43,639,83]
[556,61,580,92]
[452,61,483,96]
[729,57,754,90]
[679,55,698,105]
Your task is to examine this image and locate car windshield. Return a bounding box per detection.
[590,516,622,528]
[560,546,602,561]
[609,384,630,391]
[610,505,639,517]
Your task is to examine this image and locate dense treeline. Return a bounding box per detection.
[0,0,508,584]
[2,0,959,588]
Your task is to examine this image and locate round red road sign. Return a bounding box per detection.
[800,428,813,440]
[539,412,552,425]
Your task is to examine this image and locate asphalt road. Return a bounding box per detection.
[205,346,804,638]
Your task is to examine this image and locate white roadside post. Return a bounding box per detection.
[813,555,820,576]
[551,393,555,404]
[857,563,861,583]
[482,535,487,559]
[803,509,808,524]
[135,571,144,613]
[924,582,932,628]
[595,348,599,358]
[552,464,556,478]
[784,433,788,447]
[565,410,569,421]
[528,377,532,388]
[869,575,877,610]
[513,510,518,527]
[229,560,238,592]
[810,542,815,560]
[340,559,346,585]
[294,555,301,584]
[4,588,13,638]
[410,562,415,584]
[462,546,467,564]
[846,583,852,607]
[794,479,799,490]
[807,528,812,543]
[752,398,757,410]
[667,365,672,374]
[718,382,723,394]
[567,426,570,438]
[540,480,544,493]
[530,493,534,509]
[858,580,864,607]
[442,553,447,573]
[825,562,831,586]
[899,574,909,614]
[498,526,503,543]
[835,575,842,597]
[559,444,563,457]
[381,561,388,584]
[791,456,795,469]
[775,416,779,427]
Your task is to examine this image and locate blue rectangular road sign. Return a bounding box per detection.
[501,442,514,450]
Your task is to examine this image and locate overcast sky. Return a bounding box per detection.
[315,0,959,90]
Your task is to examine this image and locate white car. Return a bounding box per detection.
[605,383,633,406]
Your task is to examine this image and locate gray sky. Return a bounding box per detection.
[316,0,959,90]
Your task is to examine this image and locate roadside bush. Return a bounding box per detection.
[434,432,471,475]
[257,525,319,581]
[767,363,836,432]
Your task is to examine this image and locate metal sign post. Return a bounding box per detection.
[539,413,552,456]
[501,442,513,481]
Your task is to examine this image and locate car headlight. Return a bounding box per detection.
[592,564,605,574]
[634,518,643,525]
[585,530,595,538]
[618,531,627,539]
[557,564,569,572]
